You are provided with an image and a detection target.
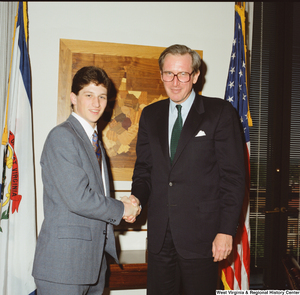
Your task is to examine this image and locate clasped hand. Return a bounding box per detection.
[121,195,141,223]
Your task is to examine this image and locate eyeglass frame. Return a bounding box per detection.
[161,71,195,83]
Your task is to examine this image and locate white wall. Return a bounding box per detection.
[28,2,253,294]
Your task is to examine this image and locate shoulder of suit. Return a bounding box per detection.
[45,117,81,147]
[48,119,73,135]
[145,98,169,109]
[197,94,234,109]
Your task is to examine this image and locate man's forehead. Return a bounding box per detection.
[163,53,193,68]
[79,83,107,95]
[165,53,191,59]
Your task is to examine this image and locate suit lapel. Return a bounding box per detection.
[156,100,171,168]
[172,95,205,166]
[99,142,110,198]
[67,115,105,194]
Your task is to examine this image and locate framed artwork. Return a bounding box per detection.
[57,39,203,181]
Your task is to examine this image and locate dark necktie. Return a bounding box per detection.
[92,131,102,169]
[170,105,182,164]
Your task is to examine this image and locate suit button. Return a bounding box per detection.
[103,230,107,235]
[169,182,173,186]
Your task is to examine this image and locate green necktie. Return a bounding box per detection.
[170,105,182,164]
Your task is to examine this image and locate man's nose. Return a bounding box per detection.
[92,97,100,107]
[172,75,179,86]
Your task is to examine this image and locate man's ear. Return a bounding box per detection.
[160,71,164,82]
[70,92,77,106]
[192,71,200,84]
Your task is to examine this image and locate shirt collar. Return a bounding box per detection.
[71,112,97,141]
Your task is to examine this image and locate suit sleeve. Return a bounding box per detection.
[41,128,124,225]
[214,102,245,236]
[131,109,152,208]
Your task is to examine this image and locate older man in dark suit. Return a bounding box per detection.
[130,44,245,294]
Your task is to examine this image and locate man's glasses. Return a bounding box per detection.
[161,71,194,83]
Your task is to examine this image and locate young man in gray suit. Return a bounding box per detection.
[32,66,140,294]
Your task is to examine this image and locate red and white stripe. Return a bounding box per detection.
[221,141,250,290]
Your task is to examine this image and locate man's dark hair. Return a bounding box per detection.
[71,66,112,96]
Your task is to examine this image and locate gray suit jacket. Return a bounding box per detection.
[32,115,124,285]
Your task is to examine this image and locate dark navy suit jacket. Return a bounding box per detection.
[132,94,245,259]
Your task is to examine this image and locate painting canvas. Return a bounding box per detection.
[57,39,203,181]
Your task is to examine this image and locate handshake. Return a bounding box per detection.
[121,195,141,223]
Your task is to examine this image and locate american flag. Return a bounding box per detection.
[220,3,251,290]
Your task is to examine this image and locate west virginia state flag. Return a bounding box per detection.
[0,2,37,295]
[219,2,251,290]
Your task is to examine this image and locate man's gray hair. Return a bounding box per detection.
[158,44,201,73]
